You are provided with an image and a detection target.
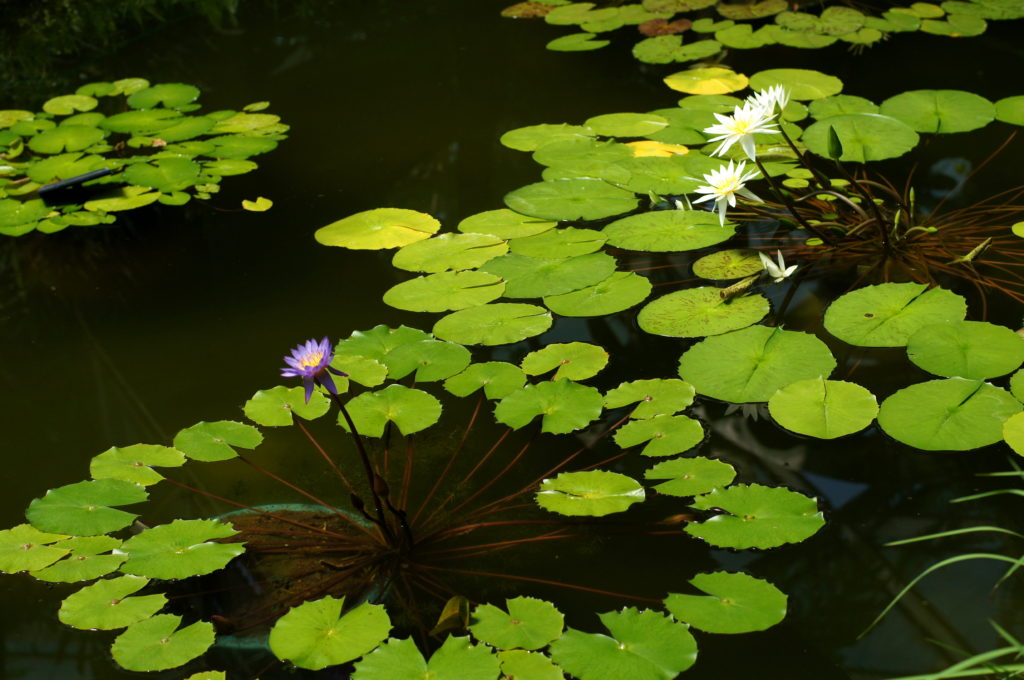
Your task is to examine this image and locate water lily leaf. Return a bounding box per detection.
[470,597,565,650]
[537,470,645,516]
[59,575,166,630]
[269,596,391,670]
[101,109,183,134]
[544,2,603,24]
[445,362,527,399]
[604,378,696,418]
[549,608,697,680]
[878,378,1022,451]
[458,209,557,239]
[500,124,595,152]
[383,340,472,382]
[340,385,442,437]
[496,379,604,433]
[678,325,836,403]
[28,125,106,154]
[718,0,786,19]
[803,113,916,163]
[434,303,552,345]
[749,68,842,100]
[173,421,263,462]
[211,112,281,133]
[243,386,330,426]
[331,354,387,387]
[0,110,34,128]
[209,134,278,158]
[585,113,669,137]
[383,271,505,312]
[353,636,499,680]
[393,233,508,273]
[665,571,786,633]
[480,252,616,298]
[823,283,967,347]
[664,67,748,95]
[614,414,705,456]
[111,614,215,672]
[27,152,107,183]
[111,77,151,95]
[906,321,1024,379]
[26,478,148,535]
[0,198,50,228]
[504,179,639,221]
[686,484,825,548]
[0,524,70,573]
[644,457,735,496]
[994,95,1024,125]
[543,271,652,317]
[1011,369,1024,402]
[692,249,763,279]
[202,158,257,175]
[334,325,432,370]
[818,5,865,33]
[521,342,609,380]
[864,10,922,30]
[715,24,777,49]
[638,287,769,338]
[242,196,273,211]
[508,227,606,259]
[31,535,125,582]
[83,185,161,212]
[547,32,610,50]
[808,95,879,120]
[149,115,215,142]
[648,107,715,143]
[879,90,995,133]
[768,377,878,439]
[1004,411,1024,455]
[603,209,735,251]
[119,518,243,579]
[633,35,686,64]
[43,94,99,115]
[316,208,440,250]
[626,140,691,157]
[90,444,186,486]
[127,83,201,109]
[920,14,987,34]
[498,650,563,680]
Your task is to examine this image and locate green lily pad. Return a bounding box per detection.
[808,95,879,120]
[470,597,564,650]
[495,379,604,433]
[339,384,442,437]
[498,650,563,680]
[534,138,633,178]
[269,596,391,670]
[316,208,440,250]
[500,124,595,152]
[202,158,257,175]
[749,68,842,100]
[90,444,186,486]
[803,113,920,162]
[208,134,278,158]
[644,457,736,496]
[686,484,825,548]
[602,155,704,194]
[537,470,645,516]
[1004,411,1024,455]
[508,227,606,259]
[823,283,967,347]
[434,303,552,346]
[818,5,865,33]
[549,608,697,680]
[613,415,705,456]
[243,386,331,426]
[211,112,282,133]
[27,152,107,183]
[392,233,508,272]
[0,110,33,127]
[638,287,768,338]
[0,524,70,574]
[334,325,431,371]
[718,0,786,18]
[665,67,748,95]
[604,378,696,419]
[543,271,652,317]
[444,362,528,399]
[920,14,988,34]
[353,636,499,680]
[0,198,50,228]
[111,614,215,672]
[153,115,215,142]
[994,96,1024,125]
[1011,369,1024,402]
[28,125,106,154]
[458,209,557,239]
[31,535,125,583]
[43,94,99,115]
[603,209,735,252]
[633,35,686,64]
[906,321,1024,379]
[120,519,244,579]
[877,378,1022,451]
[83,185,161,212]
[585,113,669,137]
[768,377,879,439]
[383,271,505,312]
[101,108,183,134]
[691,249,764,279]
[480,252,616,298]
[26,478,148,536]
[505,179,639,221]
[879,90,995,133]
[664,571,787,633]
[547,32,610,51]
[172,420,263,462]
[382,339,472,382]
[123,157,200,192]
[58,575,167,630]
[678,325,837,403]
[331,354,388,387]
[521,342,609,380]
[127,83,201,109]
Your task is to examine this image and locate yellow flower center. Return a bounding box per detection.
[299,351,324,368]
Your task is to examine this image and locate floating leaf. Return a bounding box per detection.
[433,303,552,345]
[549,608,697,680]
[1011,369,1024,402]
[500,124,595,152]
[0,198,50,229]
[495,379,604,433]
[604,378,696,418]
[879,90,995,133]
[101,108,182,134]
[543,271,652,317]
[547,32,610,51]
[768,377,878,439]
[603,209,735,251]
[638,287,768,338]
[664,572,787,633]
[678,325,836,403]
[111,614,215,672]
[173,420,263,462]
[43,94,99,115]
[664,67,748,95]
[31,535,125,583]
[480,252,616,298]
[823,283,967,347]
[521,342,609,380]
[243,385,330,426]
[644,457,735,496]
[613,414,705,456]
[59,575,166,630]
[269,596,391,670]
[242,196,273,211]
[26,478,148,536]
[315,208,440,250]
[537,470,645,516]
[83,185,160,212]
[504,179,639,221]
[877,378,1022,451]
[470,597,565,650]
[692,249,763,279]
[458,209,557,239]
[383,271,505,312]
[1004,411,1024,456]
[626,140,691,157]
[749,68,842,100]
[353,636,499,680]
[808,95,879,120]
[498,650,563,680]
[585,113,669,137]
[906,321,1024,379]
[339,385,442,437]
[0,524,70,574]
[444,362,527,399]
[803,113,920,162]
[119,519,244,579]
[90,444,185,486]
[686,484,825,548]
[28,125,106,154]
[334,325,431,370]
[332,354,388,387]
[383,339,472,382]
[994,95,1024,125]
[392,233,508,272]
[124,157,200,192]
[127,83,201,109]
[508,227,606,259]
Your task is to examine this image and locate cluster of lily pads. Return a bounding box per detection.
[502,0,1024,57]
[0,77,283,236]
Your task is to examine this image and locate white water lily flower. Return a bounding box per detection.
[759,249,798,283]
[692,160,762,225]
[704,101,779,161]
[748,84,791,116]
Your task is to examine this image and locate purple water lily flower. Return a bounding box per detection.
[281,337,347,403]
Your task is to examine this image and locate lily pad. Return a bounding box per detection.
[508,227,606,259]
[537,470,645,516]
[638,287,768,338]
[444,362,527,399]
[58,575,167,630]
[0,198,50,229]
[498,650,563,680]
[504,179,639,221]
[243,385,331,426]
[749,69,842,100]
[172,420,263,462]
[613,414,705,456]
[768,377,879,439]
[604,378,696,419]
[644,457,736,496]
[692,249,763,279]
[101,108,182,134]
[1003,412,1024,456]
[804,113,920,163]
[334,325,431,370]
[686,484,825,548]
[664,67,749,95]
[269,596,391,670]
[31,535,125,583]
[392,233,508,272]
[547,32,611,50]
[480,252,616,298]
[331,354,388,388]
[906,321,1024,379]
[994,95,1024,125]
[383,271,505,312]
[718,0,786,19]
[127,83,201,109]
[458,209,557,239]
[500,124,595,152]
[382,339,472,382]
[26,478,148,536]
[808,95,879,120]
[543,271,652,316]
[28,125,106,154]
[339,385,442,437]
[0,524,70,574]
[1011,369,1024,402]
[879,90,995,133]
[664,571,787,633]
[83,185,160,212]
[521,342,609,380]
[585,113,669,137]
[119,518,244,579]
[877,378,1022,451]
[353,636,499,680]
[90,444,186,486]
[495,379,604,433]
[316,208,440,250]
[111,614,215,672]
[823,283,967,347]
[603,209,735,251]
[123,157,200,192]
[433,303,552,345]
[470,597,565,650]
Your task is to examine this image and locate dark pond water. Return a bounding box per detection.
[2,2,1023,678]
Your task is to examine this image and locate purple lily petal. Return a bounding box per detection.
[318,372,338,395]
[302,376,315,404]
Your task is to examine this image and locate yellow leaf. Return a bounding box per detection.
[664,67,749,95]
[242,197,273,212]
[626,141,689,157]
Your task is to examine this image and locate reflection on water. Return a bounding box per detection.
[1,1,1023,678]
